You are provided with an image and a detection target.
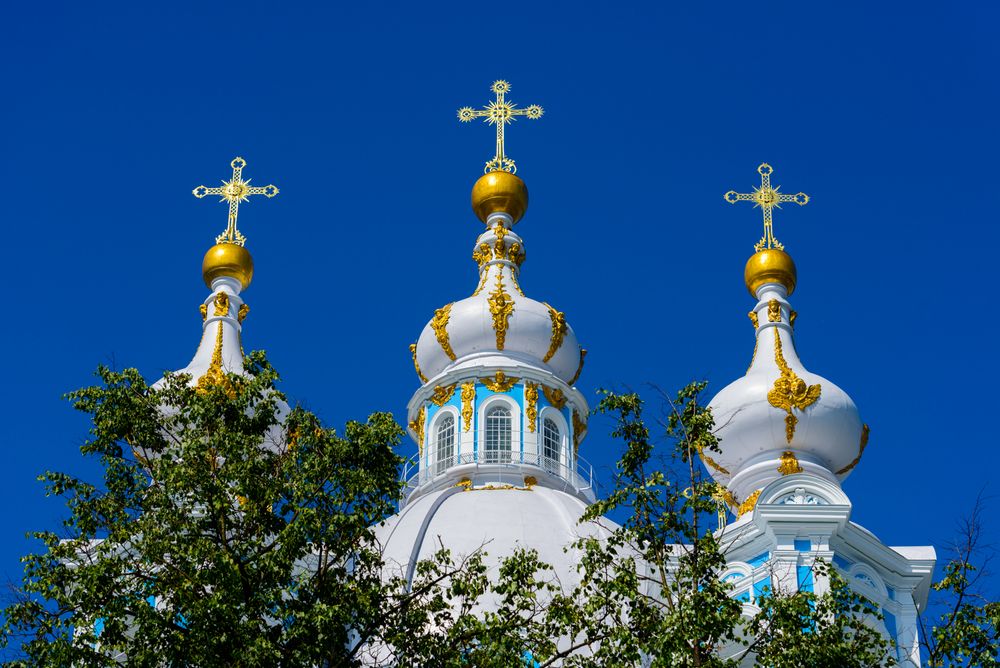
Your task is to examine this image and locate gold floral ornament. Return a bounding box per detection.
[524,383,539,433]
[543,303,568,363]
[431,303,457,360]
[457,80,544,174]
[568,348,587,386]
[482,370,519,392]
[699,447,730,475]
[487,272,514,350]
[213,291,230,317]
[767,330,821,443]
[724,163,809,252]
[572,410,586,454]
[737,489,762,518]
[461,382,475,431]
[542,385,567,409]
[431,384,457,406]
[409,406,426,458]
[196,324,234,397]
[193,156,279,247]
[748,310,758,328]
[409,343,428,383]
[472,242,492,267]
[836,423,870,475]
[238,303,250,323]
[777,450,803,475]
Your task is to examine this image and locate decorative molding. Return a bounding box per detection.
[431,303,457,360]
[487,272,514,350]
[567,348,587,386]
[777,450,803,475]
[835,423,870,475]
[542,303,568,363]
[541,385,567,409]
[482,370,518,393]
[430,384,457,407]
[767,330,821,443]
[524,382,539,433]
[213,291,230,317]
[409,405,426,458]
[409,343,428,383]
[461,382,475,431]
[767,299,781,323]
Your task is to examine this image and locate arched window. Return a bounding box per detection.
[484,405,512,463]
[435,415,455,474]
[543,417,561,471]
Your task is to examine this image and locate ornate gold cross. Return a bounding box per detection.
[724,163,809,251]
[193,157,279,246]
[458,80,543,174]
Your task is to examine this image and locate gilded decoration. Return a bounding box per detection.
[767,299,781,323]
[409,406,426,458]
[699,447,731,475]
[410,343,428,383]
[237,303,250,323]
[482,370,518,392]
[789,310,798,329]
[431,303,457,361]
[572,410,586,454]
[199,303,208,321]
[196,324,233,396]
[723,163,809,252]
[737,489,762,518]
[542,303,568,363]
[525,383,539,433]
[523,475,537,488]
[567,348,587,386]
[473,242,492,267]
[431,384,457,407]
[767,329,821,443]
[193,156,279,247]
[457,80,544,174]
[487,271,514,350]
[748,310,759,328]
[472,269,489,297]
[777,450,804,475]
[542,385,567,410]
[461,382,476,431]
[836,423,870,475]
[748,335,759,373]
[213,291,230,317]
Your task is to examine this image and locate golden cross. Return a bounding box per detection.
[192,157,279,246]
[724,163,809,251]
[458,80,543,174]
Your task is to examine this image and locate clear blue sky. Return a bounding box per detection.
[0,0,995,606]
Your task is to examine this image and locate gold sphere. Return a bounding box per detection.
[203,243,254,290]
[745,249,796,297]
[471,171,528,224]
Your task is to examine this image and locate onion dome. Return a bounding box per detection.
[708,164,868,517]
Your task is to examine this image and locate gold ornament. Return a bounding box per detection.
[409,406,426,458]
[461,382,475,431]
[213,291,230,317]
[777,450,804,475]
[482,370,518,392]
[525,383,539,433]
[748,310,758,328]
[457,80,543,175]
[724,163,809,252]
[473,242,492,267]
[193,156,279,247]
[409,343,428,383]
[567,348,587,386]
[431,303,457,360]
[199,303,208,321]
[541,385,567,409]
[789,310,798,329]
[572,409,586,454]
[737,489,762,518]
[836,424,871,475]
[471,170,529,224]
[699,448,731,475]
[767,330,822,443]
[767,299,781,323]
[543,303,568,363]
[202,243,254,290]
[237,303,249,323]
[196,324,234,396]
[430,384,457,406]
[745,248,797,297]
[487,272,514,350]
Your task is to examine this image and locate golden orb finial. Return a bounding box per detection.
[745,248,796,297]
[471,171,528,224]
[203,243,254,290]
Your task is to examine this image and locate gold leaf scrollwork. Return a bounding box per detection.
[431,303,457,361]
[409,405,426,458]
[698,447,731,475]
[409,343,428,383]
[525,382,539,433]
[482,370,518,393]
[789,310,798,329]
[541,385,567,409]
[748,310,759,328]
[767,299,781,323]
[472,242,492,267]
[238,303,250,323]
[777,450,803,475]
[199,303,208,321]
[568,348,587,386]
[737,489,762,518]
[767,330,821,443]
[461,382,475,431]
[472,269,489,296]
[836,423,870,475]
[572,409,586,455]
[196,324,234,397]
[487,272,514,350]
[542,303,568,363]
[213,291,230,317]
[430,384,457,406]
[493,223,509,255]
[508,241,525,266]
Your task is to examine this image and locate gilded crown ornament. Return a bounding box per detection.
[724,163,809,252]
[458,80,543,174]
[193,157,280,246]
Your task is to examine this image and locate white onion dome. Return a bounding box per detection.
[707,249,869,516]
[412,171,585,386]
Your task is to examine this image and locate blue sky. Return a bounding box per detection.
[0,0,996,610]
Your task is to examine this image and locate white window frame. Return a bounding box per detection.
[429,407,459,473]
[538,406,570,469]
[477,395,520,464]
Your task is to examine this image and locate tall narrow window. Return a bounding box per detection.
[435,415,455,474]
[543,418,561,471]
[484,405,512,463]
